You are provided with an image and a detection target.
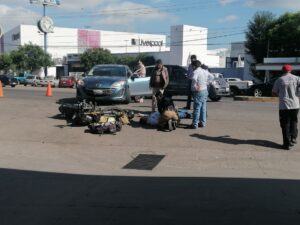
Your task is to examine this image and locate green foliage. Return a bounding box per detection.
[268,12,300,57]
[81,48,115,71]
[0,53,12,72]
[245,11,276,63]
[246,11,300,63]
[137,54,156,66]
[10,43,53,72]
[114,55,137,69]
[114,54,156,71]
[81,48,156,72]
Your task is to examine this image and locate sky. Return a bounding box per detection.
[0,0,300,49]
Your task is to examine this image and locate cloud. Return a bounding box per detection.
[58,0,107,11]
[217,14,239,23]
[244,0,300,9]
[96,1,177,28]
[151,0,171,3]
[0,4,40,32]
[219,0,236,6]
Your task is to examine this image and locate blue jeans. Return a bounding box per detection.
[192,90,208,127]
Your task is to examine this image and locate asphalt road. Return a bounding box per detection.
[1,86,300,225]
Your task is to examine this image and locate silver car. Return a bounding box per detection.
[76,64,151,104]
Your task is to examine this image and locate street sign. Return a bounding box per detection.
[29,0,60,5]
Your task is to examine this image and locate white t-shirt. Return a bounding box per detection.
[191,68,214,92]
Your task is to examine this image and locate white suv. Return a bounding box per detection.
[24,75,42,86]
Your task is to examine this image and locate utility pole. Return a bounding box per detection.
[30,0,60,76]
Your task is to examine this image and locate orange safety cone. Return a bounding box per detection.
[0,81,3,97]
[46,82,52,97]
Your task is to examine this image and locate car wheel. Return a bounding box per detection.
[123,89,131,104]
[253,88,263,97]
[230,87,239,96]
[76,89,83,100]
[11,84,16,88]
[209,96,221,102]
[24,84,27,87]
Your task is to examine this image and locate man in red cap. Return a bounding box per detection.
[272,64,300,150]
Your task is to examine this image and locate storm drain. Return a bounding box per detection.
[123,154,165,170]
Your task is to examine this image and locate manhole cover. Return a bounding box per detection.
[123,154,165,170]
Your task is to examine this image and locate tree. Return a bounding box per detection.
[268,12,300,57]
[0,53,12,72]
[245,11,276,63]
[114,55,136,69]
[80,48,115,71]
[114,54,156,71]
[10,43,53,72]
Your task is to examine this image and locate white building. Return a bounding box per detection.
[0,24,222,76]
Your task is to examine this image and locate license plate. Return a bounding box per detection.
[93,90,103,94]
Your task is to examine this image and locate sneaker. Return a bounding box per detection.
[189,124,197,129]
[172,121,177,130]
[168,120,174,131]
[291,138,297,144]
[198,122,205,128]
[282,144,290,150]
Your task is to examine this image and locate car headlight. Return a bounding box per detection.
[111,80,126,88]
[77,79,85,86]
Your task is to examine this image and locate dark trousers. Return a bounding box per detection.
[279,109,299,146]
[186,80,192,109]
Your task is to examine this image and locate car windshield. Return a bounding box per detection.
[88,66,126,77]
[44,77,54,80]
[27,76,34,79]
[60,77,70,80]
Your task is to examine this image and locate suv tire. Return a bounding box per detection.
[209,96,221,102]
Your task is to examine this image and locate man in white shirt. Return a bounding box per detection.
[190,60,213,129]
[272,64,300,150]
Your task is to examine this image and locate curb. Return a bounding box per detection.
[234,96,278,102]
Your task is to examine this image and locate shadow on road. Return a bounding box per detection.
[1,168,300,225]
[190,134,283,150]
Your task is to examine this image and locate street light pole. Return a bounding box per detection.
[43,3,48,76]
[30,0,60,77]
[43,3,47,54]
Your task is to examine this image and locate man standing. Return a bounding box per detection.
[134,60,146,103]
[190,60,211,129]
[272,64,300,150]
[150,59,169,112]
[136,60,146,77]
[185,55,197,110]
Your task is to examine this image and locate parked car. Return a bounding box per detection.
[249,78,277,97]
[225,77,254,96]
[139,65,230,101]
[15,72,30,84]
[24,75,42,86]
[77,64,139,104]
[39,76,59,87]
[0,75,18,87]
[59,76,77,88]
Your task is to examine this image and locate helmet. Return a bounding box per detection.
[126,110,135,119]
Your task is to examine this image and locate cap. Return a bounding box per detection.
[282,64,293,72]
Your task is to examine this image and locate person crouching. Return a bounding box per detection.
[156,91,179,131]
